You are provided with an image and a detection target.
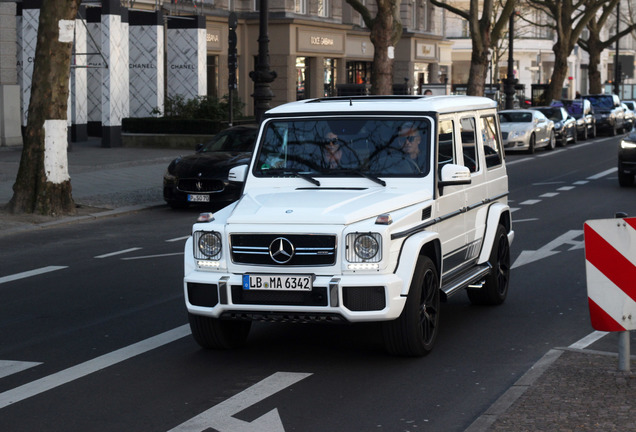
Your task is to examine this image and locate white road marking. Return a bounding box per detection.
[512,230,584,269]
[167,372,313,432]
[573,180,589,185]
[557,186,575,191]
[0,325,190,410]
[121,252,184,260]
[510,207,520,213]
[166,236,190,243]
[540,192,559,198]
[94,247,142,259]
[511,218,539,223]
[520,199,541,206]
[0,361,42,379]
[569,331,608,350]
[0,266,68,285]
[588,167,617,180]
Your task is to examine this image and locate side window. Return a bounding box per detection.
[459,116,478,173]
[437,119,455,172]
[480,115,503,169]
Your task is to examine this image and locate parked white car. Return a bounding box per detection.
[499,109,555,153]
[184,95,514,356]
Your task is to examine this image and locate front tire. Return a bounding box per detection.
[527,134,536,154]
[468,225,510,305]
[383,256,440,357]
[188,313,251,349]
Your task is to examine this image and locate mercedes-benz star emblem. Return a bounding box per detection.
[269,237,295,264]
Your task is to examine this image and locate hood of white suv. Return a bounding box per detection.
[227,187,431,225]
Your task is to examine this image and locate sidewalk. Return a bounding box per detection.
[1,138,635,431]
[0,138,186,234]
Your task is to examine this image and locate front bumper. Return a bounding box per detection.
[184,271,407,323]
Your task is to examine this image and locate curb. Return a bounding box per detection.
[0,202,165,237]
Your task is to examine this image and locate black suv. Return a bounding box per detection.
[619,128,636,187]
[582,94,625,136]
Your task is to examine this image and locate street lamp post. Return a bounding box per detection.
[250,0,277,123]
[504,11,516,109]
[613,0,620,96]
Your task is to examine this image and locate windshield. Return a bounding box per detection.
[536,108,563,121]
[499,112,532,123]
[200,128,257,153]
[253,118,431,177]
[586,96,614,110]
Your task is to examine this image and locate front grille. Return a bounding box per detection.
[231,285,328,306]
[220,311,346,323]
[230,234,337,266]
[343,286,386,311]
[501,132,508,139]
[178,178,224,193]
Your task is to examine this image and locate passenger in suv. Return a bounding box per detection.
[183,96,514,356]
[582,94,625,136]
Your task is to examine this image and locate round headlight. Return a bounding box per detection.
[354,234,379,260]
[198,232,222,258]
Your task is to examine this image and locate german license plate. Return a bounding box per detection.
[242,274,312,291]
[188,194,210,202]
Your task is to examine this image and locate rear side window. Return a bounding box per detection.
[459,117,478,173]
[480,115,503,169]
[437,119,455,172]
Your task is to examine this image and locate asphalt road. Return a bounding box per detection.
[1,134,634,432]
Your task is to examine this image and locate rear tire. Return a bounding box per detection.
[468,225,510,305]
[383,256,440,357]
[546,130,556,150]
[188,313,251,349]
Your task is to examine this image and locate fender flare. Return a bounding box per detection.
[395,230,441,296]
[477,202,513,264]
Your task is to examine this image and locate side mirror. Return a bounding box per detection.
[228,164,248,183]
[439,163,471,189]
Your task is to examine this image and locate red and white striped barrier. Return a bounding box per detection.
[584,217,636,331]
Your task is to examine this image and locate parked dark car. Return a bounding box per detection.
[619,126,636,187]
[163,124,258,209]
[553,99,595,139]
[582,94,625,136]
[531,106,577,145]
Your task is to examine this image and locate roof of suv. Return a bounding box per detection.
[264,95,498,117]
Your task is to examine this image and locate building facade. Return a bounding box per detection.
[2,0,635,147]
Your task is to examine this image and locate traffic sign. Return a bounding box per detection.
[584,217,636,331]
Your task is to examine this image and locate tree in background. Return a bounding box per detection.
[578,0,636,94]
[345,0,403,95]
[430,0,517,96]
[522,0,605,103]
[9,0,81,216]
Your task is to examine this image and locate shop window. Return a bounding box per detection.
[296,57,306,100]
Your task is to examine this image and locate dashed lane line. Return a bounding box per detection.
[94,247,142,259]
[0,266,68,285]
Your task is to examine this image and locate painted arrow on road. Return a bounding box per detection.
[512,230,584,269]
[167,372,312,432]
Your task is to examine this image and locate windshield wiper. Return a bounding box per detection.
[332,169,386,186]
[261,168,321,186]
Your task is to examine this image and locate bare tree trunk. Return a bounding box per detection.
[8,0,80,216]
[370,12,394,95]
[467,43,488,96]
[544,40,570,103]
[587,35,603,94]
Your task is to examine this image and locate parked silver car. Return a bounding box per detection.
[499,109,555,153]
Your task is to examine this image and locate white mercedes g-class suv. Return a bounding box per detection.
[184,95,514,356]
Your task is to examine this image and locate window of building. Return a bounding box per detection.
[295,0,306,14]
[318,0,329,17]
[296,57,306,100]
[346,61,371,84]
[324,58,336,97]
